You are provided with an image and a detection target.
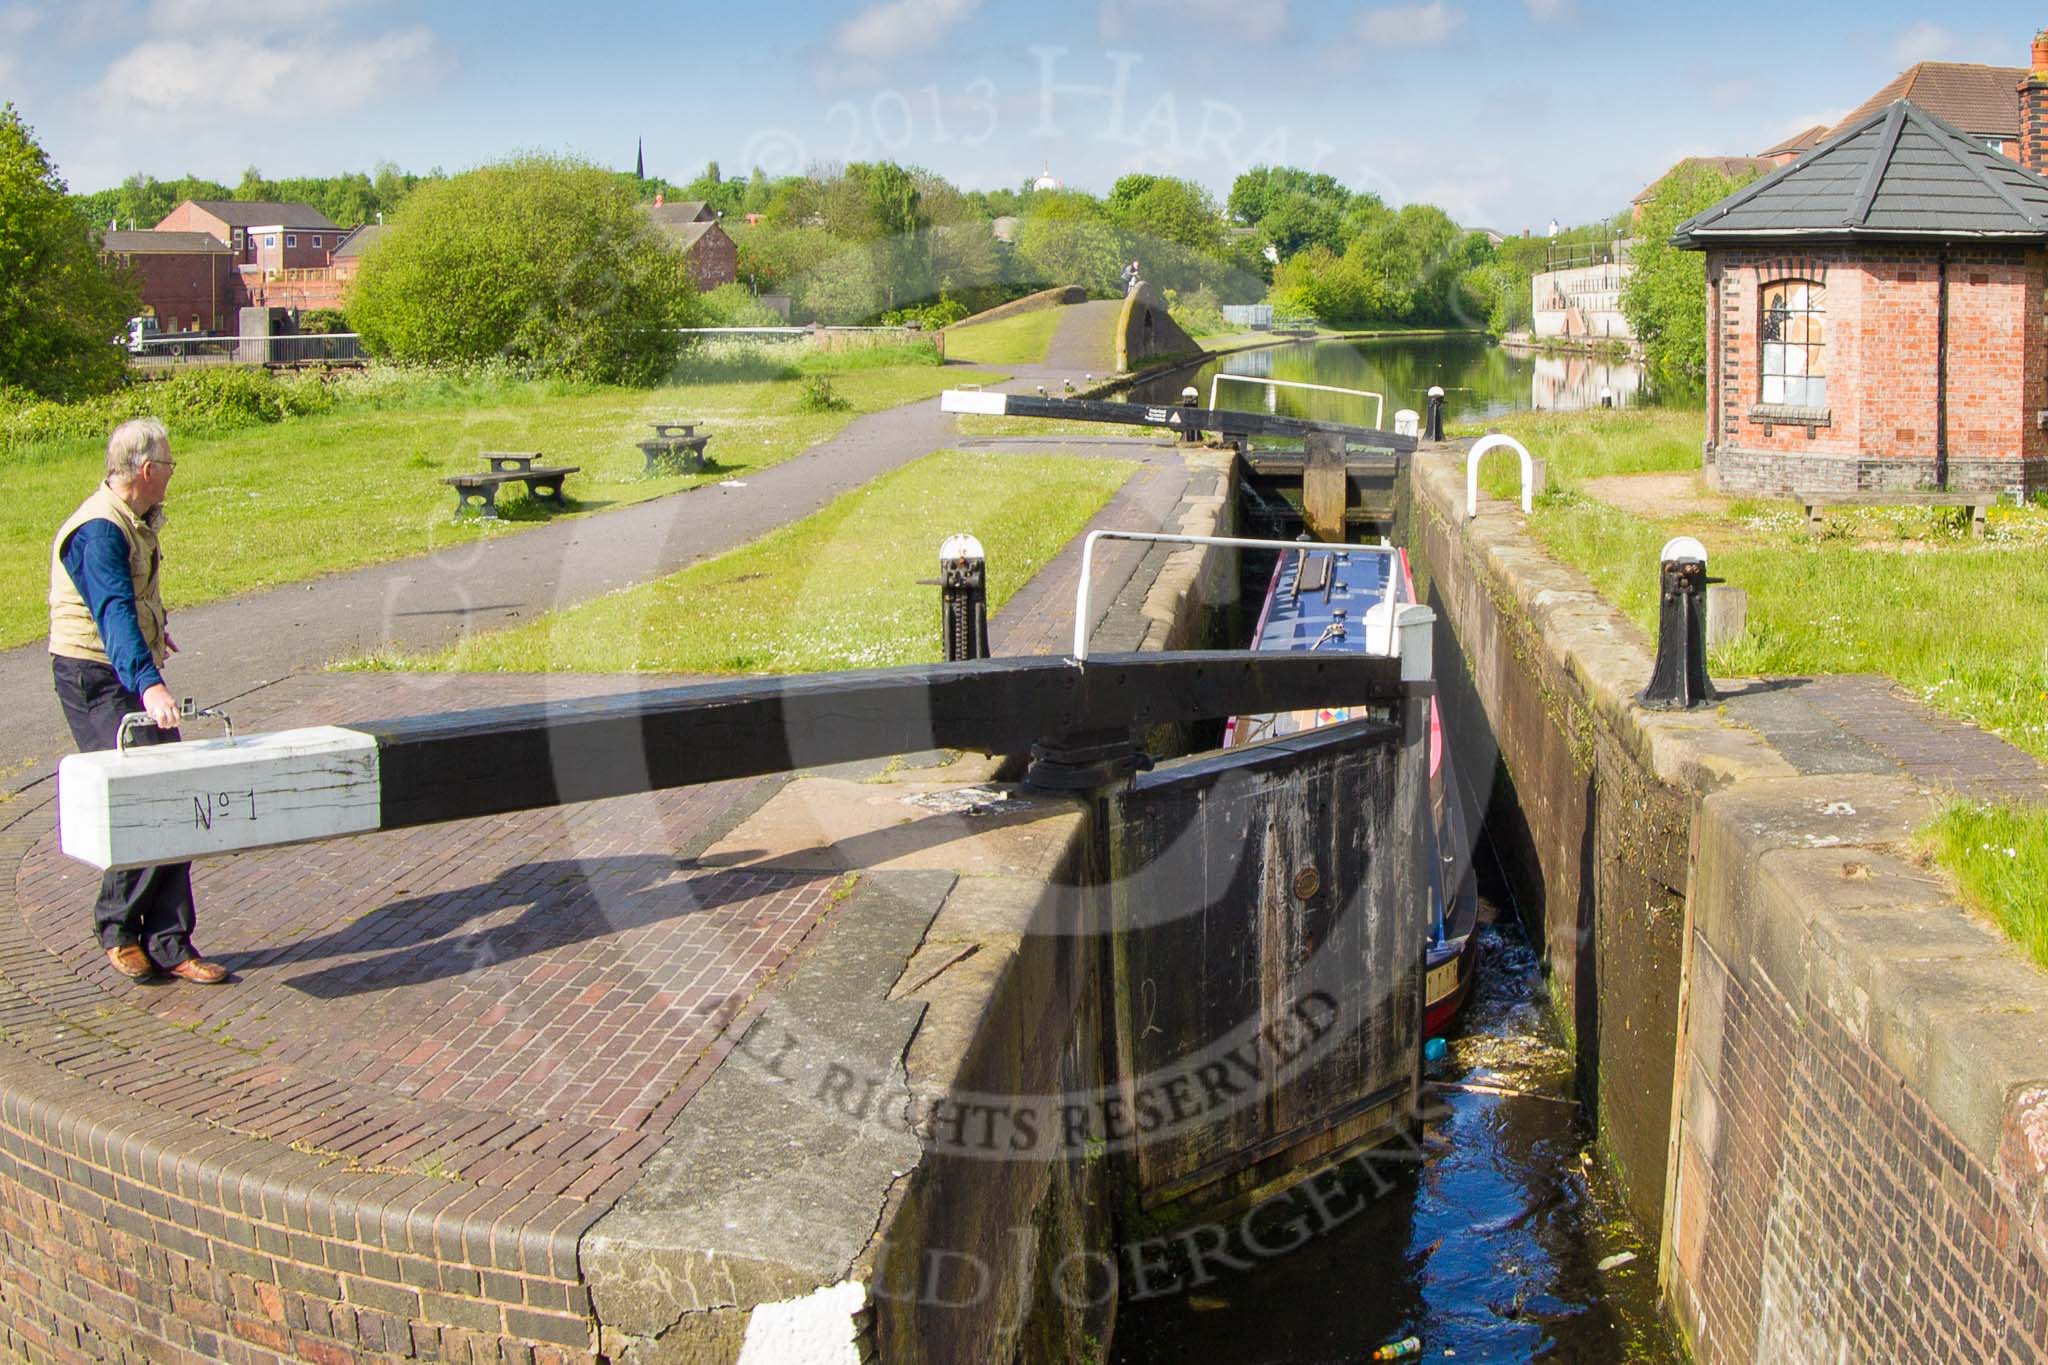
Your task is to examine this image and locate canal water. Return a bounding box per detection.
[1111,914,1683,1365]
[1125,333,1697,426]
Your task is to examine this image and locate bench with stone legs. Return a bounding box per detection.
[1795,488,1988,538]
[442,462,579,519]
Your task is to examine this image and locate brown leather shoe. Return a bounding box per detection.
[166,957,228,984]
[106,944,153,979]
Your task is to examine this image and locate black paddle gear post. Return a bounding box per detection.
[1639,536,1717,710]
[1424,386,1446,442]
[939,533,989,663]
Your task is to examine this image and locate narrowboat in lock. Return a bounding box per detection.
[1223,540,1481,1038]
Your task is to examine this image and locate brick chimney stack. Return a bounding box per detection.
[2024,30,2048,174]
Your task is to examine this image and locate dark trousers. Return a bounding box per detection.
[52,656,198,966]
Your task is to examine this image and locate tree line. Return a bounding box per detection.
[9,93,1735,398]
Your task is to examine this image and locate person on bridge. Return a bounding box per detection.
[48,418,227,985]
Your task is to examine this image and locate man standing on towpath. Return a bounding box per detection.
[48,417,227,985]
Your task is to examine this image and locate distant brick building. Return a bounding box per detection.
[328,223,386,289]
[154,199,341,273]
[1675,96,2048,498]
[1828,59,2024,159]
[641,196,738,290]
[99,230,233,333]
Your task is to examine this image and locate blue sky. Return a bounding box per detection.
[1,0,2037,230]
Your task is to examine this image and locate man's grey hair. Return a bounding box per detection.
[106,418,170,481]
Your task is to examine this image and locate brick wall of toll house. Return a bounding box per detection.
[122,251,234,333]
[1704,243,2048,496]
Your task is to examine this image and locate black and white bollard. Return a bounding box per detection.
[1179,386,1203,443]
[939,533,989,662]
[1425,386,1446,441]
[1639,536,1717,710]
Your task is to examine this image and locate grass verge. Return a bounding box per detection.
[368,449,1134,673]
[953,412,1161,439]
[1453,406,2048,759]
[0,358,995,649]
[1454,404,2048,964]
[944,308,1065,366]
[1922,801,2048,970]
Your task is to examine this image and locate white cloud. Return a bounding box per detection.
[146,0,352,32]
[1524,0,1573,19]
[99,26,441,117]
[1101,0,1287,43]
[1355,2,1462,49]
[1891,20,1956,65]
[830,0,981,61]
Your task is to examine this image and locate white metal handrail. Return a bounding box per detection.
[1466,434,1535,518]
[1071,531,1403,662]
[1208,374,1385,430]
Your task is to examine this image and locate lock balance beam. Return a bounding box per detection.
[58,652,1422,871]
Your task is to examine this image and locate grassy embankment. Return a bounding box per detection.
[352,449,1134,674]
[1455,405,2048,966]
[943,308,1064,367]
[0,343,994,649]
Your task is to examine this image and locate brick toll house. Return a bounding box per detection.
[1676,85,2048,499]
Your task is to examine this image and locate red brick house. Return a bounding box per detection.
[1675,99,2048,498]
[1827,60,2024,160]
[1757,125,1829,167]
[328,223,386,288]
[98,229,233,333]
[641,196,738,289]
[154,199,342,273]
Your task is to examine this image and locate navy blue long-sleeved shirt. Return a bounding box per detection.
[58,519,165,696]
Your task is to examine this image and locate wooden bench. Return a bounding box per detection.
[443,465,580,519]
[480,451,542,473]
[1795,489,1989,539]
[637,435,711,475]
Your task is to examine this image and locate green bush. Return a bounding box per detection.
[1166,286,1228,337]
[298,308,351,334]
[697,283,785,327]
[795,374,850,412]
[0,367,339,451]
[881,297,969,329]
[349,154,699,384]
[0,104,138,401]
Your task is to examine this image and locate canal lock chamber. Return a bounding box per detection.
[1062,429,1683,1363]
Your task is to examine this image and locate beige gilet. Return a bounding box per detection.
[48,483,168,670]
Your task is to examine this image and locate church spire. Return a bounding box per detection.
[635,137,644,180]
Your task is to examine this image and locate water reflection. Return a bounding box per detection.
[1110,924,1680,1365]
[1128,335,1694,424]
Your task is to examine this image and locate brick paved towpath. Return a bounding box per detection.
[0,393,1202,1359]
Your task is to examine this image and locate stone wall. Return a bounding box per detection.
[1530,263,1632,341]
[947,286,1086,332]
[1113,283,1199,374]
[1410,442,2048,1361]
[1705,243,2048,496]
